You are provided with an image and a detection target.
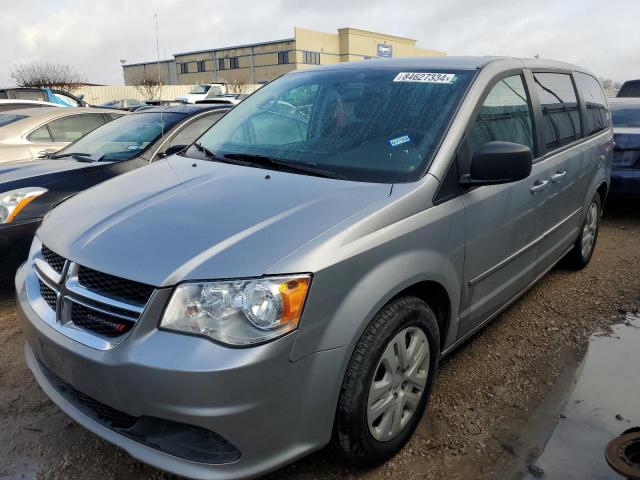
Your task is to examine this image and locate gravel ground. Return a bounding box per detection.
[1,199,638,480]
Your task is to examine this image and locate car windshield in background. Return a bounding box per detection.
[191,69,475,182]
[190,85,210,94]
[611,105,640,128]
[54,112,183,161]
[0,113,28,128]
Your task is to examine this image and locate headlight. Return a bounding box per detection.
[0,187,47,224]
[160,275,311,346]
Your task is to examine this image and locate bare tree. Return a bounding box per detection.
[227,77,250,94]
[10,62,85,93]
[132,72,163,100]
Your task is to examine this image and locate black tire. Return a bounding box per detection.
[334,295,440,467]
[564,193,602,270]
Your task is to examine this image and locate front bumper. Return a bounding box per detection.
[0,218,40,280]
[610,168,640,197]
[16,262,349,480]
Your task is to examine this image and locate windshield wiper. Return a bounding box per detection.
[223,152,346,179]
[50,152,92,159]
[193,142,226,162]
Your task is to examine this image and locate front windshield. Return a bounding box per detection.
[191,68,474,182]
[0,113,27,127]
[55,112,183,161]
[190,85,211,95]
[611,105,640,128]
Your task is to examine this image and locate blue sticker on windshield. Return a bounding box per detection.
[389,135,411,148]
[126,145,140,150]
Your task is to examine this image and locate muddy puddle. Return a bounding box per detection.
[514,314,640,479]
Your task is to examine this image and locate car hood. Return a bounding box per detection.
[38,156,392,286]
[0,158,107,186]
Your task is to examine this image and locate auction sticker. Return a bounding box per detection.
[393,72,456,84]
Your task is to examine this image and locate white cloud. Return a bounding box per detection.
[0,0,637,85]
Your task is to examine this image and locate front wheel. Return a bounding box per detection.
[564,193,602,269]
[334,296,440,467]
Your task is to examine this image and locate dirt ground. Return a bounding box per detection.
[1,199,639,480]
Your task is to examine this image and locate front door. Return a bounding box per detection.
[458,73,542,338]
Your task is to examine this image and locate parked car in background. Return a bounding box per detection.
[0,99,61,112]
[0,107,123,164]
[0,104,229,281]
[0,87,88,107]
[15,57,612,479]
[99,99,147,111]
[196,93,249,105]
[176,83,227,103]
[609,98,640,196]
[617,80,640,98]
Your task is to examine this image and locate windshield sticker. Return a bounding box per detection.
[126,145,140,150]
[389,135,411,147]
[393,72,456,84]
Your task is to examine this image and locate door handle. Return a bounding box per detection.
[530,180,549,193]
[550,170,567,182]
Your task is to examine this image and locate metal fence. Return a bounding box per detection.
[75,84,262,105]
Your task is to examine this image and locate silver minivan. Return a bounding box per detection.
[16,57,612,480]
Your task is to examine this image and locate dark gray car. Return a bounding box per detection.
[16,57,612,479]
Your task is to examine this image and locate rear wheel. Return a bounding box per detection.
[334,296,440,466]
[564,193,601,269]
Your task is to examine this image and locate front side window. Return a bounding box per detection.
[167,112,225,148]
[467,75,534,158]
[46,113,106,142]
[54,112,184,161]
[574,72,610,135]
[533,73,581,151]
[189,68,475,183]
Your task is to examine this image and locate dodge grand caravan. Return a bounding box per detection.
[16,57,612,479]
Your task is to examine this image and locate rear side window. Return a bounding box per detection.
[533,73,581,151]
[574,72,610,135]
[45,113,106,142]
[467,75,534,158]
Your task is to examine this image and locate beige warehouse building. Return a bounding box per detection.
[122,27,446,86]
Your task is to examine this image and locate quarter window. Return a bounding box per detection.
[467,75,534,158]
[46,114,106,142]
[574,72,610,135]
[533,73,581,151]
[28,125,53,142]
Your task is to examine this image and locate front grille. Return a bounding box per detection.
[70,303,135,338]
[41,245,66,274]
[39,280,57,311]
[78,267,154,307]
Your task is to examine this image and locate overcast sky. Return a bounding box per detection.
[1,0,638,86]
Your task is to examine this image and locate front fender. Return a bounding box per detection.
[288,196,465,361]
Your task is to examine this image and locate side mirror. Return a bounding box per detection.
[460,141,533,186]
[161,144,188,157]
